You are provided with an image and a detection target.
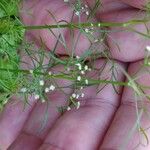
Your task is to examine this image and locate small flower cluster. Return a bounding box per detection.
[145,45,150,66]
[75,4,89,17]
[75,62,91,85]
[20,56,92,111]
[20,70,56,103]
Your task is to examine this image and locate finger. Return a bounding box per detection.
[85,0,149,62]
[21,0,105,56]
[38,59,125,150]
[8,64,73,150]
[120,0,149,9]
[98,4,150,62]
[0,96,36,150]
[84,0,130,19]
[100,60,150,150]
[20,0,40,25]
[21,0,74,55]
[0,47,39,149]
[0,32,50,149]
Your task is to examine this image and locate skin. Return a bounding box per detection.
[1,0,150,149]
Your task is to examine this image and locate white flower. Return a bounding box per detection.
[76,55,80,59]
[86,11,89,15]
[81,71,85,75]
[45,87,50,93]
[75,11,80,16]
[77,76,81,81]
[81,93,85,98]
[3,99,8,105]
[98,23,101,27]
[48,71,52,75]
[94,39,98,43]
[76,101,80,109]
[91,23,94,27]
[67,67,71,71]
[72,93,76,98]
[85,4,88,8]
[41,99,46,103]
[67,106,71,111]
[80,86,83,90]
[39,80,44,86]
[64,0,69,2]
[84,65,88,70]
[75,63,82,70]
[34,94,40,100]
[146,46,150,52]
[85,79,89,85]
[49,85,55,91]
[20,87,27,93]
[85,28,89,33]
[76,94,80,99]
[100,39,104,42]
[29,70,33,74]
[88,68,92,71]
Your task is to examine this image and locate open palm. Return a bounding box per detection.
[0,0,150,150]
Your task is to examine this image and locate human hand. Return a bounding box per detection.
[0,0,150,150]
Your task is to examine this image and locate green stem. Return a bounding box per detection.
[0,67,127,87]
[23,19,150,30]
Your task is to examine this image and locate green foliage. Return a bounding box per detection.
[0,0,24,109]
[0,0,20,18]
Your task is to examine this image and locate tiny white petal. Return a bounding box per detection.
[48,71,52,75]
[20,87,27,93]
[77,76,81,81]
[75,63,81,67]
[85,79,89,85]
[49,85,55,91]
[67,106,71,111]
[41,99,46,103]
[94,39,98,43]
[81,93,85,98]
[64,0,69,2]
[80,86,83,90]
[98,23,101,27]
[34,94,40,100]
[76,55,80,59]
[45,87,50,93]
[85,28,89,33]
[67,67,71,71]
[72,93,76,98]
[3,99,8,105]
[75,11,80,16]
[86,11,89,15]
[88,68,92,71]
[29,70,33,74]
[78,66,82,70]
[76,94,80,99]
[76,101,80,109]
[75,63,82,70]
[84,65,88,70]
[85,4,88,8]
[146,46,150,52]
[81,71,85,75]
[39,80,44,86]
[91,23,94,27]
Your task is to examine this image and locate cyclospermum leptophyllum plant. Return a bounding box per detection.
[0,0,150,112]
